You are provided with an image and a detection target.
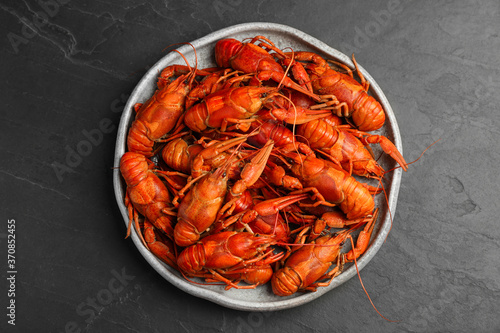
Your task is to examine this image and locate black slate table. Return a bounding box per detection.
[1,1,499,332]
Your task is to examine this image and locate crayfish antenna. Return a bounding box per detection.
[380,138,441,240]
[161,42,201,88]
[399,138,441,171]
[351,139,441,320]
[185,42,199,87]
[348,235,399,323]
[381,138,441,176]
[279,48,294,90]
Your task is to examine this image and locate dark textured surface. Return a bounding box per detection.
[1,1,499,332]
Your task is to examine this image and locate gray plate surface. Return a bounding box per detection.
[113,22,402,311]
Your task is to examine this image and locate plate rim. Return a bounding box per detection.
[113,22,402,311]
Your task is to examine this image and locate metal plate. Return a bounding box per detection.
[113,22,402,311]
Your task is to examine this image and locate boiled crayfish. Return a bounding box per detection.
[118,36,411,300]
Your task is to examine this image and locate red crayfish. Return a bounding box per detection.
[118,36,416,306]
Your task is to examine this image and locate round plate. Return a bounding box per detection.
[113,22,402,311]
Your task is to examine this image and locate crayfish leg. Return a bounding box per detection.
[351,55,370,92]
[290,187,335,207]
[304,253,345,291]
[345,209,379,262]
[143,220,178,269]
[124,192,148,247]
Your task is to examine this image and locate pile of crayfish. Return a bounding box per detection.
[119,35,408,297]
